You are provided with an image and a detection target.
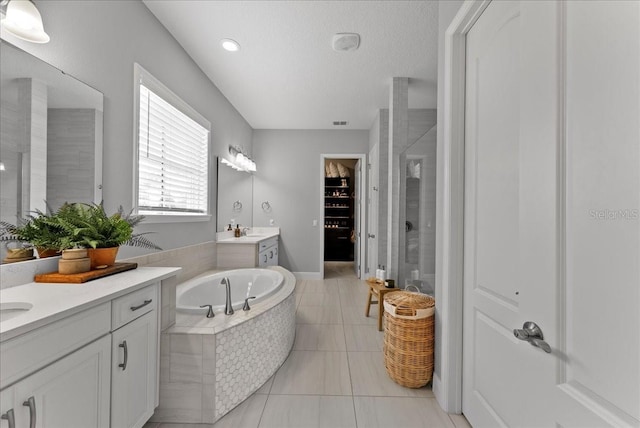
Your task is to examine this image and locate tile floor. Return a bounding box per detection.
[144,262,472,428]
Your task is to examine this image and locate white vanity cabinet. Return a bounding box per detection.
[0,335,111,428]
[110,285,158,428]
[258,237,279,267]
[0,271,173,428]
[217,235,279,269]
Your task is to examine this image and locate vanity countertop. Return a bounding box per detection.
[0,266,180,342]
[216,227,280,245]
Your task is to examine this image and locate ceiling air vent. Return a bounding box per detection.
[332,33,360,52]
[333,121,349,126]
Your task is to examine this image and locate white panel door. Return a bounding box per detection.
[13,335,111,428]
[111,311,158,428]
[463,1,639,427]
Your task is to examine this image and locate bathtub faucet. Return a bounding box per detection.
[243,296,256,311]
[199,304,215,318]
[221,277,234,315]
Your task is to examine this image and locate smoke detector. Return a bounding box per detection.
[332,33,360,52]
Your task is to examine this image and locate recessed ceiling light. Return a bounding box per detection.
[221,38,240,52]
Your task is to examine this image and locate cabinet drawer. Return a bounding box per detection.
[112,283,158,330]
[0,302,111,390]
[259,237,278,252]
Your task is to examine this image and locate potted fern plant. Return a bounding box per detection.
[0,204,75,258]
[53,202,162,269]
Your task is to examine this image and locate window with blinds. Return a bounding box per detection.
[135,66,210,216]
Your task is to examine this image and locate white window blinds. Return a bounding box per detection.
[137,84,209,215]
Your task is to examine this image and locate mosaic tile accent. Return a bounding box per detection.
[214,293,296,419]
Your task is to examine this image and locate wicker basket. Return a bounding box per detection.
[383,291,435,388]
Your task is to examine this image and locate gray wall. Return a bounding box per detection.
[252,130,369,274]
[2,0,253,256]
[435,0,465,408]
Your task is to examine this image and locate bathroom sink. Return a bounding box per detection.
[245,234,265,238]
[0,302,33,322]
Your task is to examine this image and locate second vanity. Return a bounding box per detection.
[0,266,180,428]
[216,227,279,268]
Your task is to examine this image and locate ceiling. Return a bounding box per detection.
[143,1,438,130]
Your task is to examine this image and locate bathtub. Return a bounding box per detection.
[153,266,296,424]
[177,268,284,314]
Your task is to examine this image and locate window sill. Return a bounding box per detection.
[140,214,212,224]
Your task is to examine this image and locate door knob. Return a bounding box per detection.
[514,321,551,353]
[368,233,376,238]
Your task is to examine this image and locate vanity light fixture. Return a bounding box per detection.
[221,145,256,173]
[221,38,240,52]
[1,0,50,43]
[0,161,5,171]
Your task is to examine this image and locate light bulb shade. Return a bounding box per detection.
[1,0,50,43]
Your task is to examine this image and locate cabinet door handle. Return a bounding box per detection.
[130,299,152,311]
[22,397,35,428]
[269,251,273,259]
[119,340,128,370]
[1,409,15,428]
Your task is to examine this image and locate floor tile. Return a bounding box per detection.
[294,324,346,351]
[158,424,214,428]
[255,374,274,394]
[294,280,307,294]
[304,279,339,293]
[449,413,473,428]
[323,262,356,279]
[348,351,433,397]
[344,324,383,351]
[212,393,267,428]
[299,291,341,306]
[270,351,352,395]
[341,305,378,326]
[339,289,367,307]
[354,397,455,428]
[337,278,368,293]
[259,395,356,428]
[296,304,343,324]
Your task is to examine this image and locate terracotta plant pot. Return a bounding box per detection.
[37,248,61,258]
[87,247,119,269]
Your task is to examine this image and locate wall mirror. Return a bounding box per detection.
[216,158,253,231]
[1,40,103,259]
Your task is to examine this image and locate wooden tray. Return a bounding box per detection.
[35,262,138,284]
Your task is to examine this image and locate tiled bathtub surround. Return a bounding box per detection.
[150,266,296,424]
[121,241,217,284]
[215,294,295,418]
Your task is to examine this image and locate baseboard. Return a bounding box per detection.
[432,373,444,410]
[293,272,322,280]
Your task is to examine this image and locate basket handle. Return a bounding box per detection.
[383,300,435,320]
